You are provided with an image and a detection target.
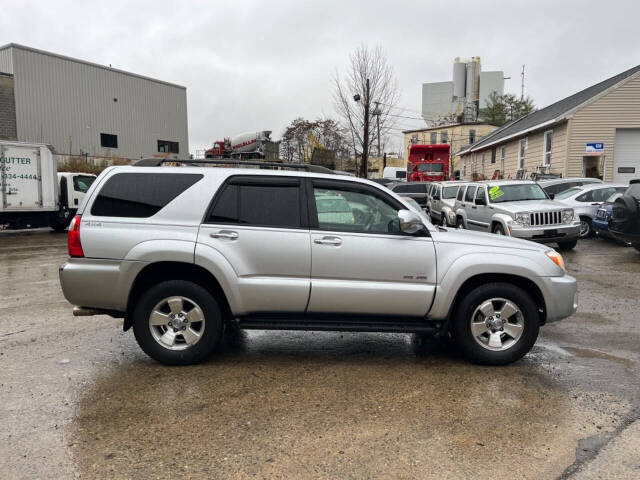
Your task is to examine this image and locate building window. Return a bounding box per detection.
[440,131,448,143]
[491,147,496,164]
[158,140,179,154]
[543,130,553,166]
[469,129,476,144]
[100,133,118,149]
[518,138,527,169]
[430,132,437,144]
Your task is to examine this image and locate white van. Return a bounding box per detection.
[383,166,407,181]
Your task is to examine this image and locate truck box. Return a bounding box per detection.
[1,141,58,213]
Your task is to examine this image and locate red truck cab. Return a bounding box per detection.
[407,144,450,182]
[204,141,225,158]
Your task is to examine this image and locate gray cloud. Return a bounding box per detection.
[2,0,639,155]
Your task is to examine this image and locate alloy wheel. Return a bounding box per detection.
[148,296,206,351]
[470,298,524,351]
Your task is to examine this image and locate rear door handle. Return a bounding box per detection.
[314,236,342,246]
[472,206,477,209]
[210,230,238,240]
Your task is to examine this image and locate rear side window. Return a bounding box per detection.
[91,172,203,218]
[465,186,477,202]
[207,178,302,228]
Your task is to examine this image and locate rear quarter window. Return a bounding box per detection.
[90,172,203,218]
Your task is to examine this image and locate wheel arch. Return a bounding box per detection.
[124,261,232,331]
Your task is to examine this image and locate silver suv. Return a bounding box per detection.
[427,181,464,226]
[454,180,581,250]
[59,164,578,366]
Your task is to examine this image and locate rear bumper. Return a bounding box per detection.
[537,274,578,322]
[510,223,580,243]
[59,258,146,312]
[592,217,609,233]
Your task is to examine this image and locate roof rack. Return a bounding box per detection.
[133,157,336,174]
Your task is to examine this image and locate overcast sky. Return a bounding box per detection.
[2,0,639,155]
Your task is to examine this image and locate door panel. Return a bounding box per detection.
[308,180,436,317]
[197,225,310,312]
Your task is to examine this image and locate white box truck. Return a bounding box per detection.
[1,140,96,230]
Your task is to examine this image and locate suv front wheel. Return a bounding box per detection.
[452,282,540,365]
[132,280,223,365]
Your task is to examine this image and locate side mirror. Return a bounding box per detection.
[549,193,555,200]
[398,209,425,234]
[476,198,486,206]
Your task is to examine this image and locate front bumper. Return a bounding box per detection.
[592,217,610,233]
[537,274,578,322]
[510,222,580,243]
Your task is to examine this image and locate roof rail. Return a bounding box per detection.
[133,157,336,174]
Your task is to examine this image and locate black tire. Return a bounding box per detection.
[492,224,506,235]
[132,280,223,365]
[452,282,540,365]
[557,239,578,250]
[579,216,594,238]
[634,243,640,253]
[456,216,465,229]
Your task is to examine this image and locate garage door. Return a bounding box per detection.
[614,128,640,183]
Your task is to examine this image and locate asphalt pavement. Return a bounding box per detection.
[0,229,638,479]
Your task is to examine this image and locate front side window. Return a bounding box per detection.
[91,173,203,217]
[73,175,96,193]
[208,179,301,228]
[313,185,401,234]
[475,187,486,203]
[486,183,548,203]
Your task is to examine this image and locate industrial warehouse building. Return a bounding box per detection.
[459,65,640,183]
[0,43,188,160]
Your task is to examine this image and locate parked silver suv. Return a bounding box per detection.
[428,181,464,226]
[59,164,578,366]
[454,180,581,250]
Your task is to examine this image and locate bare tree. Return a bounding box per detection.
[333,45,400,177]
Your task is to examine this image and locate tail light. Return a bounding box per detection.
[68,214,84,257]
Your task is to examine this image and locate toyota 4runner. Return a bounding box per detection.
[454,180,581,250]
[59,163,578,366]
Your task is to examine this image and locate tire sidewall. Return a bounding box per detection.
[452,283,540,365]
[579,216,593,238]
[132,280,223,365]
[492,224,505,235]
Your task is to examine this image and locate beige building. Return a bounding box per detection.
[403,123,498,175]
[459,65,640,182]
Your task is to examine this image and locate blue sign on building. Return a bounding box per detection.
[586,142,604,153]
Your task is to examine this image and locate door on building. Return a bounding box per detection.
[614,128,640,183]
[582,156,602,179]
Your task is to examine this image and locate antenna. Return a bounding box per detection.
[520,65,525,101]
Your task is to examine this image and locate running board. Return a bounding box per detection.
[235,314,441,334]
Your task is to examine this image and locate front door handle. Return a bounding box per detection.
[210,230,238,240]
[472,206,477,209]
[314,236,342,246]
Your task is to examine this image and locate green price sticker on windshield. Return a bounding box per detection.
[489,186,504,200]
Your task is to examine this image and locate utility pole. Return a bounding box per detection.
[520,65,525,101]
[361,78,370,179]
[374,101,381,157]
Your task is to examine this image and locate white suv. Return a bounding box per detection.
[59,161,578,366]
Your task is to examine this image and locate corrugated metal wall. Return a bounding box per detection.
[6,45,188,159]
[0,48,14,74]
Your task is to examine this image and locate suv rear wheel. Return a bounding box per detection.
[452,282,540,365]
[132,280,223,365]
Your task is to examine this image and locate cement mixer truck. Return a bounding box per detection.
[204,131,276,160]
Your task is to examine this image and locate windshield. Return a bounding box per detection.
[487,184,548,203]
[416,163,444,173]
[442,186,458,198]
[554,187,582,200]
[73,175,96,193]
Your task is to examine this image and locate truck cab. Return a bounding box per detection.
[407,144,450,182]
[51,172,97,230]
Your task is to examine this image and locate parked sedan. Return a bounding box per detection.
[390,182,431,209]
[537,177,602,196]
[554,183,628,238]
[592,192,624,238]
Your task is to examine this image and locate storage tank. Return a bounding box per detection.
[465,57,481,103]
[452,59,466,99]
[230,131,272,153]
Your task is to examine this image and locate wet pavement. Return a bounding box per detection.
[0,230,638,479]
